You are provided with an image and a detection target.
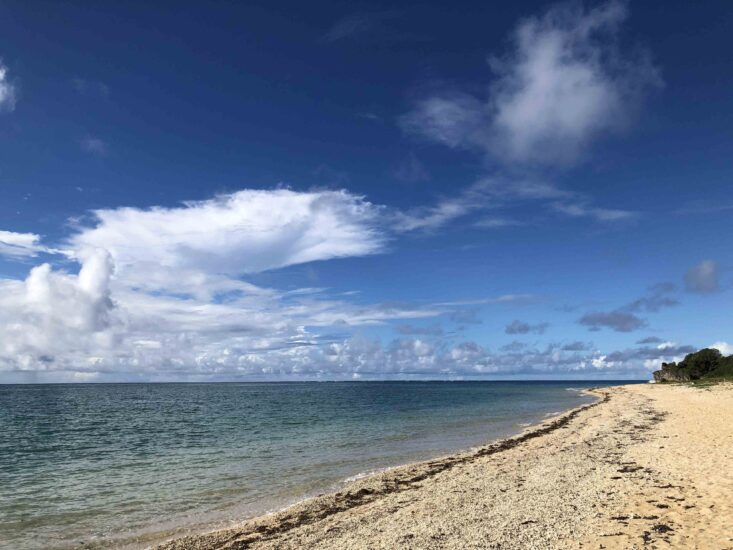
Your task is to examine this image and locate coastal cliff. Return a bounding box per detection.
[653,366,691,383]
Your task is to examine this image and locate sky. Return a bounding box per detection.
[1,0,732,382]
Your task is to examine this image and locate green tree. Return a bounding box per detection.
[679,348,722,379]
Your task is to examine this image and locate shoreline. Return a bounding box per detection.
[4,382,603,550]
[156,383,733,549]
[122,387,601,549]
[155,388,606,549]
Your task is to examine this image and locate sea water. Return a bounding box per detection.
[0,381,634,549]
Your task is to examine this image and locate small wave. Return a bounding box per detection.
[342,467,392,484]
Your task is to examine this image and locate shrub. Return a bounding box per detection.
[653,347,732,381]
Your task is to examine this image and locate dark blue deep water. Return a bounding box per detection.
[0,381,635,549]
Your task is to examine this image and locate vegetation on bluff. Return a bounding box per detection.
[653,348,733,382]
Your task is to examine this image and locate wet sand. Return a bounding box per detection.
[156,383,733,549]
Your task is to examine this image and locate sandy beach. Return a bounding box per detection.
[157,383,733,550]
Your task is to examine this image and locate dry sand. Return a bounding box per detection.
[157,383,733,549]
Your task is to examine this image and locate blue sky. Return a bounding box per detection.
[1,0,732,382]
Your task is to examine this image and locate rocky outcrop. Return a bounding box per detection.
[653,367,691,383]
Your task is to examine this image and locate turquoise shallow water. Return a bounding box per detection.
[0,381,635,549]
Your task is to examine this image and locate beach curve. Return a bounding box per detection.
[156,383,733,549]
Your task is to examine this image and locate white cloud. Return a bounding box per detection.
[0,61,17,112]
[0,188,460,378]
[0,230,49,258]
[70,188,385,296]
[0,250,118,370]
[401,0,660,167]
[488,0,660,165]
[710,341,733,356]
[0,255,449,378]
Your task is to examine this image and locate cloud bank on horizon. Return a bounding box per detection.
[0,0,730,381]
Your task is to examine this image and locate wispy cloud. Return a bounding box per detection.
[0,230,59,258]
[401,92,485,151]
[550,201,636,222]
[684,260,720,293]
[0,60,17,112]
[72,77,109,97]
[390,177,546,232]
[391,175,635,232]
[321,11,400,43]
[435,294,537,307]
[391,182,488,231]
[474,216,523,228]
[392,153,431,183]
[357,112,382,122]
[80,137,108,156]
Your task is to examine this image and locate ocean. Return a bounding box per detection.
[0,381,636,549]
